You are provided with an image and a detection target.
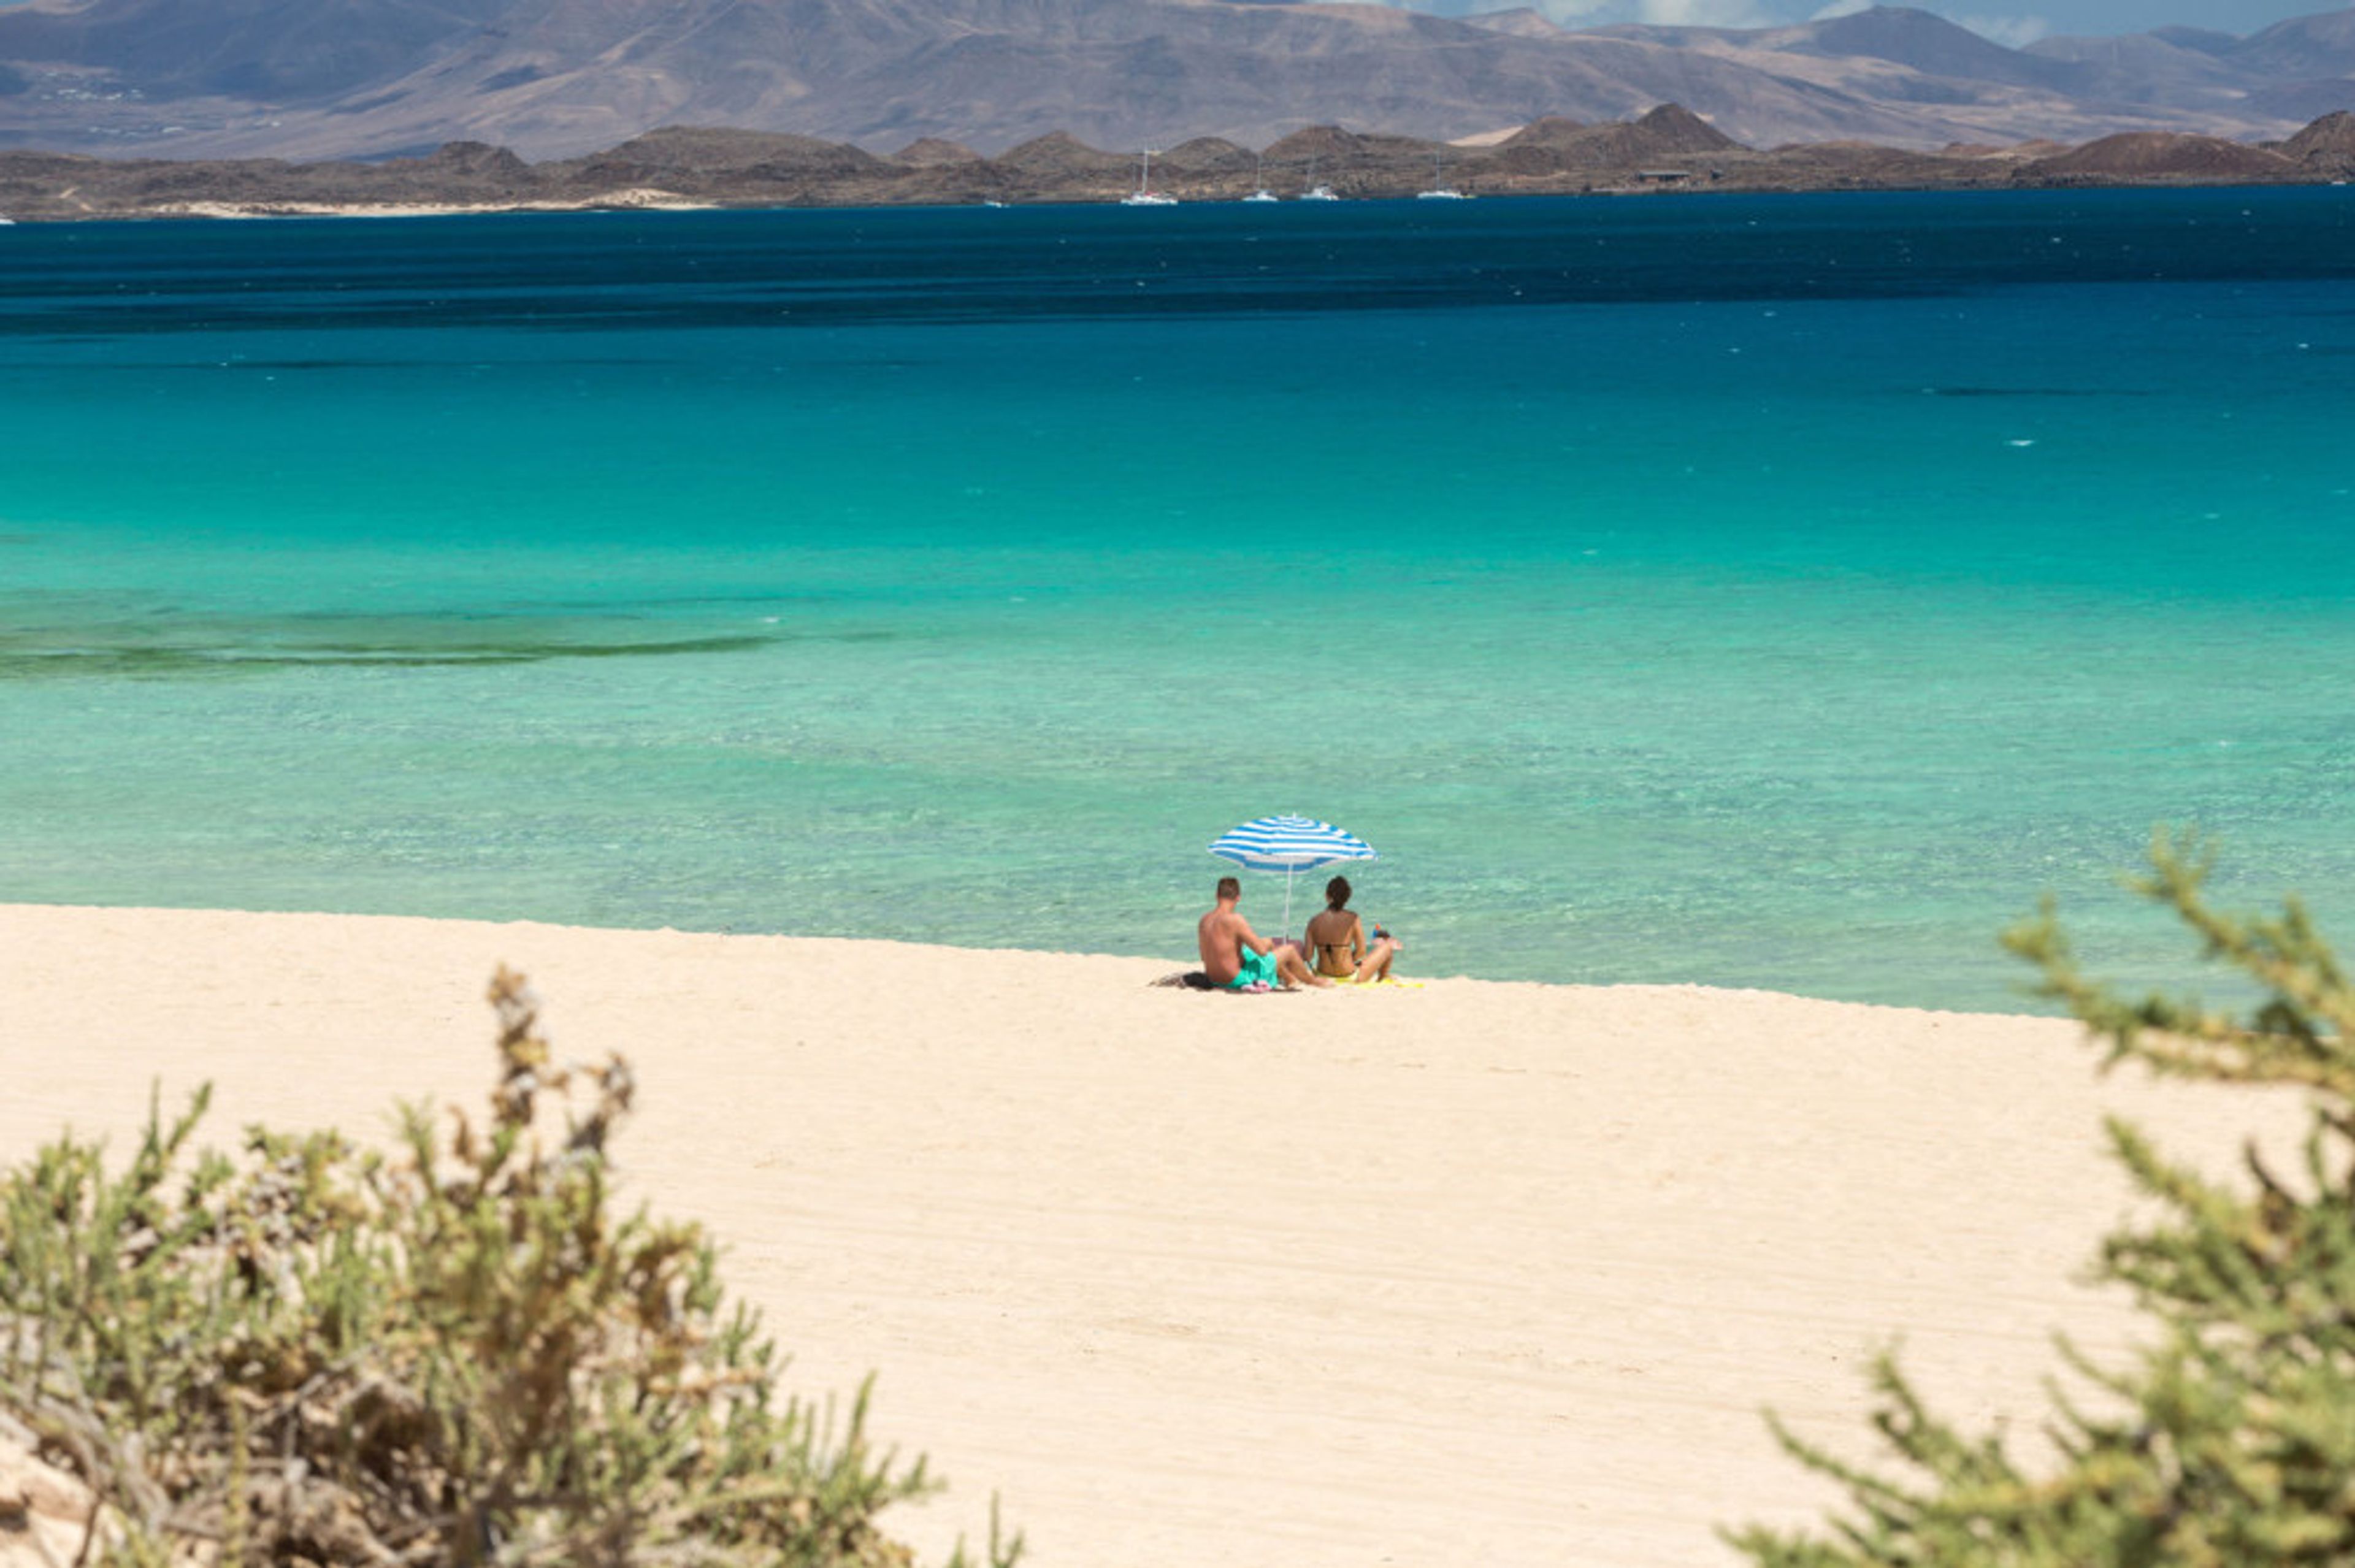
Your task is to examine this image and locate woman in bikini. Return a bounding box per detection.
[1301,875,1400,985]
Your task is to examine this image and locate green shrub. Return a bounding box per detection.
[0,966,1018,1568]
[1730,830,2355,1567]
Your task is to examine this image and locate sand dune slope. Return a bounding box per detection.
[0,904,2297,1566]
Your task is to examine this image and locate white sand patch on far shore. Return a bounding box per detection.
[0,903,2302,1566]
[144,190,710,219]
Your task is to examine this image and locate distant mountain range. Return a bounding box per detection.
[5,105,2351,221]
[0,0,2349,164]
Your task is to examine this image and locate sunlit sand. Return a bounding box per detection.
[0,903,2295,1566]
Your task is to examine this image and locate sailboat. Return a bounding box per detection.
[1120,149,1178,207]
[1416,150,1470,200]
[1243,153,1279,203]
[1299,155,1339,202]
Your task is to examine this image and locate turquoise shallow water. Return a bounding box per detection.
[3,188,2353,1009]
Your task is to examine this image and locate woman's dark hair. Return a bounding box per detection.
[1325,876,1352,910]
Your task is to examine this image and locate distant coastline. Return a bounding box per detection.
[4,104,2351,221]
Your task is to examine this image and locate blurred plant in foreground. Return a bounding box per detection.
[0,966,1017,1568]
[1731,829,2355,1567]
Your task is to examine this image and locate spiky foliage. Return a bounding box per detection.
[0,966,1019,1568]
[1728,829,2355,1567]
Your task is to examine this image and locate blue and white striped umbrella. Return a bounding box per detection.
[1209,814,1376,873]
[1208,815,1377,930]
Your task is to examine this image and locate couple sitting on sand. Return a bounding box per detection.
[1198,874,1403,991]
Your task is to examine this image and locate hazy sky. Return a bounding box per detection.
[1412,0,2346,46]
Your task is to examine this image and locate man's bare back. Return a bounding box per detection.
[1198,904,1254,984]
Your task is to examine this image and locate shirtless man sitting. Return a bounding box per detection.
[1198,876,1330,990]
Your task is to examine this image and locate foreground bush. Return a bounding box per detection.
[1731,831,2355,1566]
[0,967,1016,1568]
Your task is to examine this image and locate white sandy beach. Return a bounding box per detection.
[0,903,2299,1566]
[141,190,713,219]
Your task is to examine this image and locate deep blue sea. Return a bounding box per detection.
[4,187,2352,1010]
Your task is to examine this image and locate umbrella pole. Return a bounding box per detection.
[1282,868,1295,935]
